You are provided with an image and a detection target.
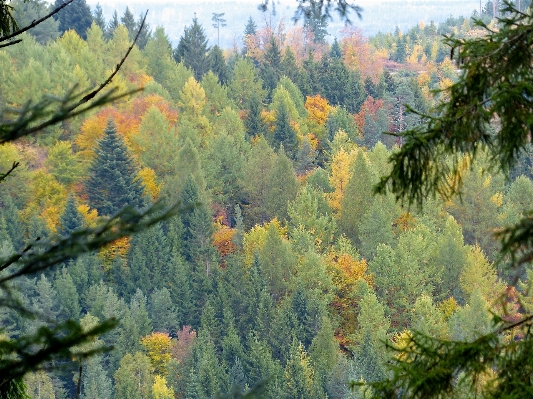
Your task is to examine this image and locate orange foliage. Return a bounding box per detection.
[284,26,327,65]
[341,27,385,83]
[76,94,177,159]
[213,223,238,259]
[305,95,332,126]
[354,96,385,131]
[329,252,373,346]
[393,212,417,234]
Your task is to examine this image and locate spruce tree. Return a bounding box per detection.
[57,193,84,237]
[209,45,229,84]
[53,0,93,39]
[120,6,136,39]
[85,119,145,217]
[92,3,106,32]
[106,10,119,39]
[272,102,298,159]
[174,17,211,81]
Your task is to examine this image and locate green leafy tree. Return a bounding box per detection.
[114,352,153,399]
[85,119,146,216]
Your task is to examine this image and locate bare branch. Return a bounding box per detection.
[0,10,149,142]
[0,0,76,43]
[0,161,19,183]
[0,39,22,49]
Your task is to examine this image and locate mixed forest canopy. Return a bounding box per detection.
[1,0,533,398]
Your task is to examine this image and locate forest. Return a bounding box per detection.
[1,0,533,398]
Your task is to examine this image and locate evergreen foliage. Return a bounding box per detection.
[85,119,145,216]
[53,0,93,39]
[174,17,211,81]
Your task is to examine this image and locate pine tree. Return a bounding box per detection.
[272,101,298,159]
[174,17,211,81]
[114,352,153,399]
[92,3,106,32]
[179,176,218,278]
[53,0,93,39]
[106,10,119,39]
[135,12,151,49]
[85,119,145,217]
[54,267,81,320]
[149,288,179,333]
[209,45,229,84]
[303,0,329,43]
[120,6,136,39]
[57,193,84,237]
[242,16,257,55]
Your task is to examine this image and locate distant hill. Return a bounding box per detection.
[89,0,480,48]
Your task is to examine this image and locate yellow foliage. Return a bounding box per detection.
[305,95,332,126]
[438,297,459,319]
[491,192,503,207]
[141,332,172,376]
[98,236,130,270]
[213,226,238,258]
[178,76,207,118]
[152,375,174,399]
[392,330,414,361]
[261,109,276,133]
[77,204,98,227]
[328,148,356,211]
[333,253,373,287]
[243,219,287,266]
[21,171,68,232]
[138,167,161,200]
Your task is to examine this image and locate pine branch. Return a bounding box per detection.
[0,0,75,43]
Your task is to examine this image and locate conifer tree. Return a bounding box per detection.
[209,45,229,84]
[135,12,151,49]
[57,193,84,237]
[106,10,119,39]
[54,267,81,320]
[303,0,329,43]
[120,6,136,39]
[85,119,145,217]
[93,3,106,32]
[53,0,93,39]
[272,102,298,159]
[174,17,211,81]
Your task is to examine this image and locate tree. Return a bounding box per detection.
[11,0,59,44]
[212,12,226,47]
[53,0,93,39]
[92,3,105,31]
[85,119,146,216]
[303,0,329,43]
[120,6,136,39]
[371,4,533,398]
[209,45,229,84]
[57,193,84,237]
[174,17,211,81]
[0,5,180,396]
